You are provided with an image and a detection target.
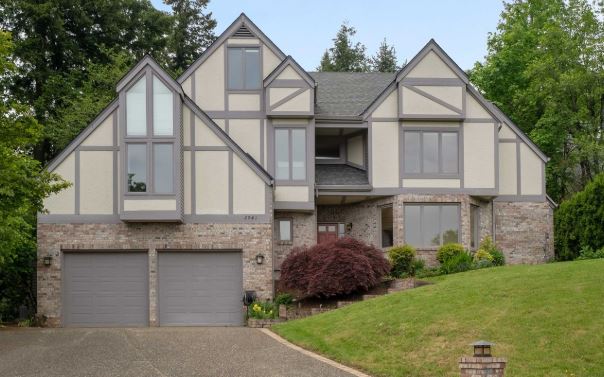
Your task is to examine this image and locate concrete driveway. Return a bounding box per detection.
[0,327,356,377]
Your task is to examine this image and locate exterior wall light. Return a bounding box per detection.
[43,255,53,266]
[255,254,265,265]
[471,340,493,357]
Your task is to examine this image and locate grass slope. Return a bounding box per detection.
[273,260,604,377]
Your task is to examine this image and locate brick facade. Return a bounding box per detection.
[37,222,273,327]
[273,211,316,272]
[494,201,554,264]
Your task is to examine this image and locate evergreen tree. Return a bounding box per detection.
[371,38,399,72]
[165,0,217,75]
[318,22,369,72]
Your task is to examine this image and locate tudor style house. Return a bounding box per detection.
[37,13,554,327]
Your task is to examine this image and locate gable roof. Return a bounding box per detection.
[264,55,315,88]
[116,55,183,95]
[182,95,273,185]
[395,39,469,84]
[310,72,395,117]
[178,13,287,84]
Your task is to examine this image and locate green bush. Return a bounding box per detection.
[436,243,466,264]
[274,293,294,307]
[388,245,416,277]
[440,251,473,274]
[248,301,276,319]
[555,173,604,260]
[490,249,506,266]
[576,246,604,260]
[411,258,426,275]
[474,248,494,262]
[475,237,505,266]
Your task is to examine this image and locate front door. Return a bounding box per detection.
[318,224,338,244]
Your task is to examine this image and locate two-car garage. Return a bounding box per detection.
[62,251,244,327]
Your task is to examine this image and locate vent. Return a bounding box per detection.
[233,24,254,38]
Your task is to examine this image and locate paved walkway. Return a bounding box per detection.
[0,327,357,377]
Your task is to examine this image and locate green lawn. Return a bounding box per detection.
[272,260,604,377]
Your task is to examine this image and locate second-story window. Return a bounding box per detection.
[125,73,175,194]
[403,130,459,175]
[227,47,261,90]
[275,128,306,181]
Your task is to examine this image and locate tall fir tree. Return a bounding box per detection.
[165,0,217,75]
[318,22,369,72]
[370,38,399,72]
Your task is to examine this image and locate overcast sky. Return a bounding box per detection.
[150,0,505,71]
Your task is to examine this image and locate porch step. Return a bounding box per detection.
[337,301,355,308]
[362,294,380,301]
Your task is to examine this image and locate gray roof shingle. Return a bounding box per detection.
[309,72,395,116]
[316,164,369,186]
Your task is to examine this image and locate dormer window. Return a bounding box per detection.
[227,47,261,90]
[124,73,176,194]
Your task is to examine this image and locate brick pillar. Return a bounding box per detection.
[459,356,507,377]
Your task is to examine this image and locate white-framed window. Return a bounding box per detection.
[275,128,306,181]
[227,47,261,90]
[403,130,459,175]
[404,204,460,247]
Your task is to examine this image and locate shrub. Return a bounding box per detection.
[388,245,416,277]
[555,173,604,260]
[440,251,473,274]
[411,258,426,275]
[248,301,276,319]
[576,246,604,260]
[436,243,466,264]
[473,248,494,262]
[476,236,505,266]
[274,293,294,307]
[280,237,391,298]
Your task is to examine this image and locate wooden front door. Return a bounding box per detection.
[317,224,338,244]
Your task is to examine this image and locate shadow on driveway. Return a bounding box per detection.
[0,327,355,377]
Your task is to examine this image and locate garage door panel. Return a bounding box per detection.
[158,252,243,326]
[63,253,148,327]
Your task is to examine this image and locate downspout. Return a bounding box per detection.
[491,198,496,243]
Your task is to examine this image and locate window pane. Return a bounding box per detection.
[126,78,146,136]
[227,48,244,90]
[153,144,173,193]
[404,132,421,173]
[338,223,346,238]
[404,205,421,247]
[127,144,147,192]
[422,132,439,173]
[292,129,306,180]
[275,129,289,180]
[381,206,394,248]
[470,205,478,249]
[244,48,261,89]
[153,76,173,136]
[442,205,460,244]
[279,220,291,241]
[422,206,440,246]
[441,133,458,173]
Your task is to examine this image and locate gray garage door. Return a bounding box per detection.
[158,251,243,326]
[62,252,148,327]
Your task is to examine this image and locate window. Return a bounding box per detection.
[125,73,175,195]
[381,205,394,248]
[276,219,292,242]
[126,78,146,136]
[470,205,480,249]
[404,204,460,247]
[275,128,306,181]
[227,47,261,90]
[403,131,459,175]
[153,144,173,193]
[127,144,147,192]
[153,76,173,136]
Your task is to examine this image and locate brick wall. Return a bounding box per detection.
[494,201,554,264]
[273,211,316,272]
[37,222,273,327]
